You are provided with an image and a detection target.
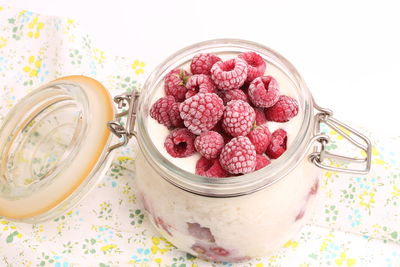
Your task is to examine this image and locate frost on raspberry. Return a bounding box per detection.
[218,89,249,105]
[254,108,267,126]
[164,128,196,158]
[211,57,248,90]
[247,125,271,154]
[265,95,299,122]
[179,93,224,135]
[266,129,287,159]
[219,136,257,174]
[210,247,230,257]
[195,157,229,178]
[185,74,216,99]
[150,96,183,128]
[190,53,221,75]
[194,131,224,159]
[222,100,255,137]
[238,51,266,82]
[164,68,190,101]
[248,76,280,108]
[255,154,271,171]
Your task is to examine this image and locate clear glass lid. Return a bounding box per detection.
[0,76,114,221]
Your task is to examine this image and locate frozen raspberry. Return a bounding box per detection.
[254,108,267,126]
[164,68,190,101]
[266,129,287,159]
[295,206,306,221]
[185,90,197,99]
[185,74,216,98]
[240,81,250,91]
[192,244,207,254]
[265,95,299,122]
[170,102,184,127]
[222,100,255,137]
[190,53,221,75]
[211,120,223,133]
[218,89,249,105]
[187,223,216,243]
[150,96,183,128]
[155,217,172,236]
[194,131,224,159]
[310,179,319,195]
[238,52,266,82]
[211,57,248,90]
[164,128,196,158]
[139,192,152,214]
[247,125,271,154]
[255,154,271,171]
[210,247,230,257]
[248,76,280,108]
[179,93,224,135]
[196,157,229,178]
[212,122,233,144]
[219,136,256,174]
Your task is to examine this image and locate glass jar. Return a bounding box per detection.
[134,39,372,262]
[0,39,371,262]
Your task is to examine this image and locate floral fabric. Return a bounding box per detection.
[0,5,399,267]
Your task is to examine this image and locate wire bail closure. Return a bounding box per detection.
[107,90,139,152]
[309,101,372,174]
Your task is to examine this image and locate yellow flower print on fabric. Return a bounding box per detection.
[371,224,382,236]
[132,60,146,75]
[93,48,105,64]
[361,146,388,167]
[320,233,334,251]
[100,244,117,252]
[335,252,356,266]
[0,6,4,11]
[23,56,41,77]
[0,37,7,48]
[359,190,375,211]
[329,127,350,141]
[283,239,299,249]
[118,156,134,162]
[19,10,27,16]
[1,220,23,242]
[151,237,173,254]
[268,255,278,264]
[27,17,44,39]
[392,185,400,197]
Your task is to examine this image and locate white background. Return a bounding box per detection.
[4,0,400,136]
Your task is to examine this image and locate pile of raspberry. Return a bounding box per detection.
[150,52,299,178]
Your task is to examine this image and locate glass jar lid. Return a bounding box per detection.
[0,76,114,221]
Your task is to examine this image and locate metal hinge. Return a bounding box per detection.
[107,90,140,152]
[308,101,372,174]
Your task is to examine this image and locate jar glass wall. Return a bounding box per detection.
[135,39,321,261]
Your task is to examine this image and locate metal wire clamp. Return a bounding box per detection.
[309,102,372,174]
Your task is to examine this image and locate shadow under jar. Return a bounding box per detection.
[134,39,371,262]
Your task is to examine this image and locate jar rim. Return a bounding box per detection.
[137,39,315,197]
